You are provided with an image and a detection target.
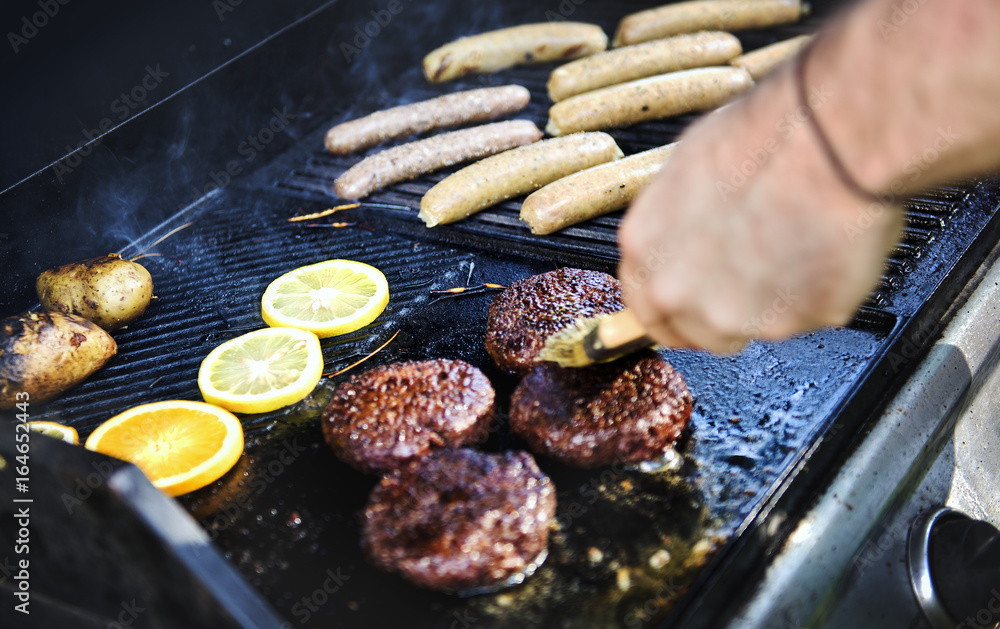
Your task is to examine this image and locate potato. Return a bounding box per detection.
[0,311,117,409]
[36,254,153,331]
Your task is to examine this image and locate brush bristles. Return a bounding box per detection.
[538,315,608,367]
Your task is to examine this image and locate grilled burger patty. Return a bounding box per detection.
[485,268,625,374]
[322,359,494,474]
[362,448,556,591]
[510,351,693,468]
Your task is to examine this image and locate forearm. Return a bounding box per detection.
[808,0,1000,196]
[617,0,1000,352]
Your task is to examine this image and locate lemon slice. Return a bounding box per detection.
[27,421,79,444]
[197,327,323,414]
[261,259,389,338]
[85,400,244,497]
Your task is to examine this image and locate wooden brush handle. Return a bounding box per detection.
[595,309,649,353]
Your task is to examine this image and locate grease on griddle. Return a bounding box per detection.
[455,464,722,629]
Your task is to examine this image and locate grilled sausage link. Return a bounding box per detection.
[520,143,678,235]
[614,0,806,47]
[730,34,814,80]
[334,120,543,200]
[548,32,741,102]
[546,67,753,136]
[423,22,608,83]
[419,132,624,227]
[324,85,531,155]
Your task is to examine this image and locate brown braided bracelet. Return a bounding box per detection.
[794,38,882,203]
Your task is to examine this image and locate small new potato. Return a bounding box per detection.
[0,311,117,409]
[36,254,153,331]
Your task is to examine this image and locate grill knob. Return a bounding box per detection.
[908,507,1000,629]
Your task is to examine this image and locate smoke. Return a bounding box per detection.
[317,0,520,125]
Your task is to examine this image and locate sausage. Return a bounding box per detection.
[0,311,117,409]
[423,22,608,83]
[418,132,623,227]
[333,120,543,200]
[614,0,806,47]
[520,143,678,235]
[547,31,741,102]
[324,85,531,154]
[546,67,753,136]
[730,34,814,80]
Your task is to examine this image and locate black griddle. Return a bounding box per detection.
[2,0,999,627]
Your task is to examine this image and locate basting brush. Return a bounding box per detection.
[539,309,654,367]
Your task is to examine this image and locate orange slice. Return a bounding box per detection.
[27,421,79,444]
[84,400,244,497]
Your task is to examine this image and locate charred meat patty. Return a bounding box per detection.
[362,448,556,592]
[510,351,693,468]
[485,267,624,374]
[322,359,494,474]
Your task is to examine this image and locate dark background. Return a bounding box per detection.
[0,0,330,192]
[0,0,336,191]
[0,0,645,316]
[0,0,351,317]
[0,0,562,315]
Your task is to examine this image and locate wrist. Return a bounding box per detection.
[793,37,882,204]
[715,56,882,218]
[803,0,1000,196]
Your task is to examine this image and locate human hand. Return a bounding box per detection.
[617,64,903,353]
